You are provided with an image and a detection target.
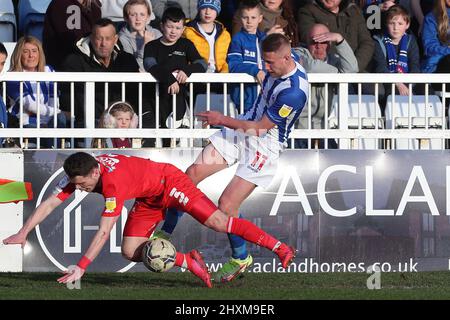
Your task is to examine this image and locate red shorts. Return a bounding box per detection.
[123,164,218,238]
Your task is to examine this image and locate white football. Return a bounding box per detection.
[142,238,176,272]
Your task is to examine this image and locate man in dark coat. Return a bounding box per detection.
[60,18,143,130]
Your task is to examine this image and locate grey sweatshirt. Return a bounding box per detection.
[119,25,162,71]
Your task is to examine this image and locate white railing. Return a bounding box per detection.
[0,72,448,149]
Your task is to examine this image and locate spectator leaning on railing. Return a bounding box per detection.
[6,36,67,148]
[372,5,422,100]
[227,0,267,113]
[59,18,141,131]
[143,7,207,147]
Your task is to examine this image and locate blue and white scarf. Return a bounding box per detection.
[383,33,409,73]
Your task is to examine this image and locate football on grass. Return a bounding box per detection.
[142,238,176,272]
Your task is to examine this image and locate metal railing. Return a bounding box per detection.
[0,72,448,149]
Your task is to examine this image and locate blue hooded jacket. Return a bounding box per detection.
[421,9,450,73]
[227,28,266,113]
[0,98,7,128]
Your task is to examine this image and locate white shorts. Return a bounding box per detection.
[208,128,283,188]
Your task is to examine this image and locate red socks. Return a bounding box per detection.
[175,252,190,269]
[226,217,280,251]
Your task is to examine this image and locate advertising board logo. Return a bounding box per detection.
[36,167,136,272]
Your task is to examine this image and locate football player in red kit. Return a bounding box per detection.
[3,152,296,288]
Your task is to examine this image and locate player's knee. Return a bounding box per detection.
[218,196,238,217]
[121,248,140,262]
[185,165,201,185]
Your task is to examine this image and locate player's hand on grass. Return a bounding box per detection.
[2,232,27,248]
[196,111,223,127]
[57,266,85,284]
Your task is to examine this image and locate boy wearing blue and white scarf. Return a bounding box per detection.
[372,5,421,96]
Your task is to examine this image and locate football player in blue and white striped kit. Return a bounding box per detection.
[158,33,308,283]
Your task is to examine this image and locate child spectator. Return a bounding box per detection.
[92,101,140,148]
[372,5,421,97]
[143,7,206,146]
[101,0,156,26]
[183,0,231,73]
[227,0,266,113]
[119,0,162,71]
[232,0,299,47]
[421,0,450,87]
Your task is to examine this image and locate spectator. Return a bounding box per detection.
[60,18,141,131]
[410,0,436,36]
[183,0,231,73]
[372,5,422,98]
[7,36,66,148]
[92,101,140,148]
[119,0,162,71]
[357,0,396,36]
[102,0,158,30]
[421,0,449,90]
[293,23,358,148]
[232,0,300,47]
[43,0,102,71]
[298,0,375,72]
[152,0,198,20]
[218,0,240,31]
[143,7,206,146]
[0,43,8,143]
[227,0,266,113]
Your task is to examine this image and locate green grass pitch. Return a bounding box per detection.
[1,271,450,300]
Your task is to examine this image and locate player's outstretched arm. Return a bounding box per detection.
[2,195,63,248]
[196,111,275,136]
[57,215,119,284]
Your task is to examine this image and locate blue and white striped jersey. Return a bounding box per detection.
[239,62,309,145]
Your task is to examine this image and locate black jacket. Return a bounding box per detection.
[60,37,141,127]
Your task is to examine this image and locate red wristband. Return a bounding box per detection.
[77,256,92,270]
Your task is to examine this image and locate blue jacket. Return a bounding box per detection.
[227,29,266,112]
[6,65,59,126]
[0,98,7,128]
[421,9,450,73]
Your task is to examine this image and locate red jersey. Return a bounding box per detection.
[54,154,176,217]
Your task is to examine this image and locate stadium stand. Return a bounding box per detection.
[328,95,383,149]
[385,94,445,149]
[0,0,16,42]
[2,42,16,71]
[18,0,51,41]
